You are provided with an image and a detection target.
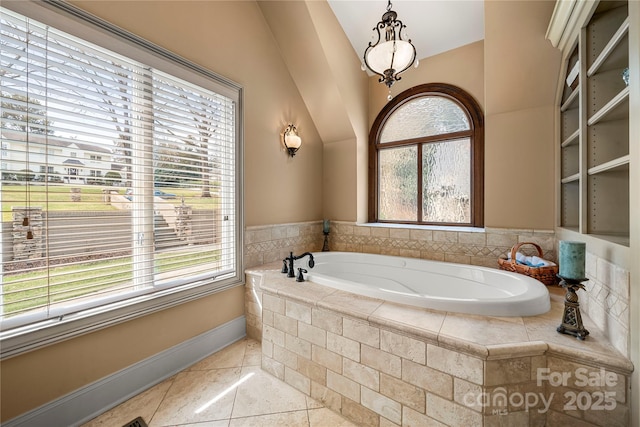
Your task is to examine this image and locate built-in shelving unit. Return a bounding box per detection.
[555,0,630,246]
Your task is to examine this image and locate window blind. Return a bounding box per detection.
[0,6,241,334]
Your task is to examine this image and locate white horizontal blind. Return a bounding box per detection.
[0,7,239,331]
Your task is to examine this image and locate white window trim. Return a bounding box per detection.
[0,0,245,359]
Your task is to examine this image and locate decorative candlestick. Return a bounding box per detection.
[322,219,330,252]
[558,241,586,280]
[556,275,589,340]
[557,241,588,339]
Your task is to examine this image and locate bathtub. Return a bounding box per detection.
[295,252,550,317]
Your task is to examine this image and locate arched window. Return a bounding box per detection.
[369,83,484,226]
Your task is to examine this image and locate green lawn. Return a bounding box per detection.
[1,184,218,221]
[2,249,221,316]
[2,183,222,316]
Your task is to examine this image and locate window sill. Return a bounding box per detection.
[358,222,485,233]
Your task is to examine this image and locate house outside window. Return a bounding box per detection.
[369,83,484,227]
[0,5,243,355]
[39,165,54,174]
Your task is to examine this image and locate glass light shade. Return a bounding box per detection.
[362,2,417,90]
[284,133,301,149]
[366,40,415,74]
[283,124,302,157]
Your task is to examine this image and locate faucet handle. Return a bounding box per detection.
[281,259,289,274]
[296,268,308,282]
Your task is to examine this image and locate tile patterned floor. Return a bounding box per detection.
[82,338,358,427]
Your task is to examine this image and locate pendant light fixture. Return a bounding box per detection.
[362,0,418,100]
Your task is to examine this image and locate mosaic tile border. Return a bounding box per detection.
[329,222,556,269]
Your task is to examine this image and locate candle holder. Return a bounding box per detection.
[556,275,589,340]
[322,231,330,252]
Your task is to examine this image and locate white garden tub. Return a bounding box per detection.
[295,252,550,317]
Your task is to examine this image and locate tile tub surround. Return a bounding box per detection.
[244,221,324,269]
[244,221,555,343]
[329,222,556,269]
[581,251,630,357]
[244,221,556,271]
[246,265,633,427]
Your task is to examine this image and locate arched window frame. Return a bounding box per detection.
[368,83,484,227]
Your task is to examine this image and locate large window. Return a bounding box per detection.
[369,83,484,226]
[0,4,242,354]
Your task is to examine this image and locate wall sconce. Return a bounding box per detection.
[283,124,302,157]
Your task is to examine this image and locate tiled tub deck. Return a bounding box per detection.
[245,264,633,427]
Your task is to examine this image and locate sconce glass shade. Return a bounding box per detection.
[363,1,417,89]
[283,124,301,157]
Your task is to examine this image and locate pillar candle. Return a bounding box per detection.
[323,219,330,234]
[559,240,586,280]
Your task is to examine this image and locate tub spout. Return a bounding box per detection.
[285,251,315,279]
[295,252,315,269]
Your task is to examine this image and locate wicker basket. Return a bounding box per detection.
[498,242,559,286]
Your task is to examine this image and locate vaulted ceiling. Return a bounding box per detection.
[327,0,485,64]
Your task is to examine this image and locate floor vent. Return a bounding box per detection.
[122,416,148,427]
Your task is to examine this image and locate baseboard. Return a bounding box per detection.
[3,315,246,427]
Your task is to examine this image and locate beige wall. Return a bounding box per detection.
[484,0,561,229]
[0,286,244,421]
[259,1,369,223]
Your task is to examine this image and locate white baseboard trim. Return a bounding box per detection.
[4,315,246,427]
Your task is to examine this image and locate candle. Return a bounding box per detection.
[559,240,586,280]
[323,219,330,234]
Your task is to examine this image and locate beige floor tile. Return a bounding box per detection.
[149,367,242,426]
[229,410,309,427]
[189,339,248,371]
[308,407,359,427]
[82,379,173,427]
[243,339,262,366]
[306,396,324,409]
[231,366,308,419]
[83,339,350,427]
[178,422,230,427]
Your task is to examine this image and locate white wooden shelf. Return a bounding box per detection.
[561,173,580,184]
[561,129,580,147]
[587,154,629,175]
[561,86,580,111]
[554,0,630,247]
[587,17,629,77]
[587,86,629,126]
